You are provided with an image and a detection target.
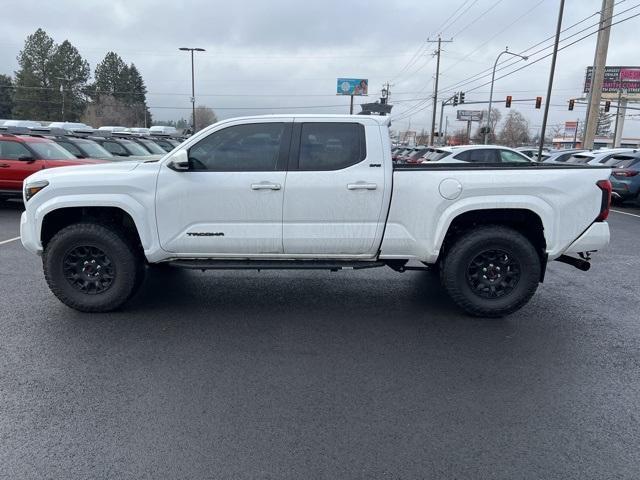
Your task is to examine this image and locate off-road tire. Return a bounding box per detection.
[43,223,143,312]
[440,225,541,317]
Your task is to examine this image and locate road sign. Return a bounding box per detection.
[456,110,483,122]
[584,66,640,99]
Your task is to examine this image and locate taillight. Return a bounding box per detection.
[595,179,611,221]
[612,169,639,177]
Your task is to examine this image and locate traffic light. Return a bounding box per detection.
[604,101,611,113]
[505,95,512,108]
[452,94,458,107]
[535,96,542,109]
[459,92,465,104]
[568,99,575,111]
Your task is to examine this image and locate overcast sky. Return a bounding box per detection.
[1,0,638,136]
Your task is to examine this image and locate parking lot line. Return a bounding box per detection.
[611,209,640,219]
[0,236,20,246]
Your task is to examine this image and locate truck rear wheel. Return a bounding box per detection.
[440,225,541,317]
[43,223,143,312]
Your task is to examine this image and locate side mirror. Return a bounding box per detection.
[167,149,190,171]
[18,155,35,162]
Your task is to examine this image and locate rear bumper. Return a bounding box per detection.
[561,222,610,256]
[610,178,639,200]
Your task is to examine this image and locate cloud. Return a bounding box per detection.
[0,0,637,136]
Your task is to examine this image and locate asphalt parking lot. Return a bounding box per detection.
[1,200,639,480]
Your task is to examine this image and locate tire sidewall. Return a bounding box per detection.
[44,224,138,312]
[443,228,541,316]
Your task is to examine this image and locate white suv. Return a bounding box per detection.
[421,145,531,163]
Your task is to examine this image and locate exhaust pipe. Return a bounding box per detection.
[555,254,591,271]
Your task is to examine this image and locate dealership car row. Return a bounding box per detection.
[392,144,640,204]
[0,117,638,206]
[0,120,187,200]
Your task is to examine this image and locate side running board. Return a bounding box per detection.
[166,259,386,272]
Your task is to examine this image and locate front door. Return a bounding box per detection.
[155,120,291,255]
[0,139,44,191]
[282,121,388,256]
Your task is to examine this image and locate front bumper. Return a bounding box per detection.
[20,211,42,255]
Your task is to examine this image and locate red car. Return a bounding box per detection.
[0,133,105,200]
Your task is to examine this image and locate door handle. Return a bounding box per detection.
[347,182,377,190]
[251,182,281,191]
[0,163,9,168]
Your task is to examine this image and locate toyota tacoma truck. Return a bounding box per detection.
[20,115,612,317]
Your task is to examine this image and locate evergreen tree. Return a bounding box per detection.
[0,74,13,118]
[51,40,90,121]
[13,29,90,121]
[13,28,58,120]
[93,52,127,97]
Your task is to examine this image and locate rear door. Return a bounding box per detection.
[282,120,387,256]
[0,139,45,191]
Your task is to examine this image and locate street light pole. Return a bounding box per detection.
[179,47,205,133]
[484,48,528,144]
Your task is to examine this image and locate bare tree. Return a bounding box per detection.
[194,105,218,130]
[498,110,530,147]
[472,108,501,143]
[81,94,147,127]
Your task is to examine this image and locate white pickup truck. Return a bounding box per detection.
[20,115,612,317]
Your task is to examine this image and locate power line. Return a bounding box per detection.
[393,7,640,122]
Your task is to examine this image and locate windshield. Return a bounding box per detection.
[75,139,113,159]
[138,139,166,154]
[118,139,151,156]
[28,140,76,160]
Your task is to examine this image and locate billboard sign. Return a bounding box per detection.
[584,66,640,99]
[337,78,368,96]
[564,121,578,137]
[456,110,483,122]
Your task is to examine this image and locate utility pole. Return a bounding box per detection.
[612,88,627,147]
[537,0,565,161]
[572,119,579,148]
[583,0,615,149]
[179,47,206,133]
[428,36,452,145]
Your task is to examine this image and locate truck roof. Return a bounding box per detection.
[214,114,391,126]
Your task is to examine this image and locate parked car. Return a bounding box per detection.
[419,145,531,163]
[150,136,181,152]
[0,131,105,200]
[97,126,128,133]
[541,149,586,164]
[127,136,168,155]
[607,154,640,203]
[149,125,178,135]
[403,146,430,164]
[20,115,610,317]
[89,134,160,158]
[50,136,116,161]
[517,146,549,161]
[48,122,92,131]
[2,120,42,128]
[567,148,637,166]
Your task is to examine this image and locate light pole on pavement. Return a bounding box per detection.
[484,48,528,144]
[179,47,205,133]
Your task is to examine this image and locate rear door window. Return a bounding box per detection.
[298,122,366,170]
[454,149,500,163]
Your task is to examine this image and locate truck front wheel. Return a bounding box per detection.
[43,223,143,312]
[440,225,541,317]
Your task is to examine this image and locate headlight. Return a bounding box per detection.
[24,180,49,202]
